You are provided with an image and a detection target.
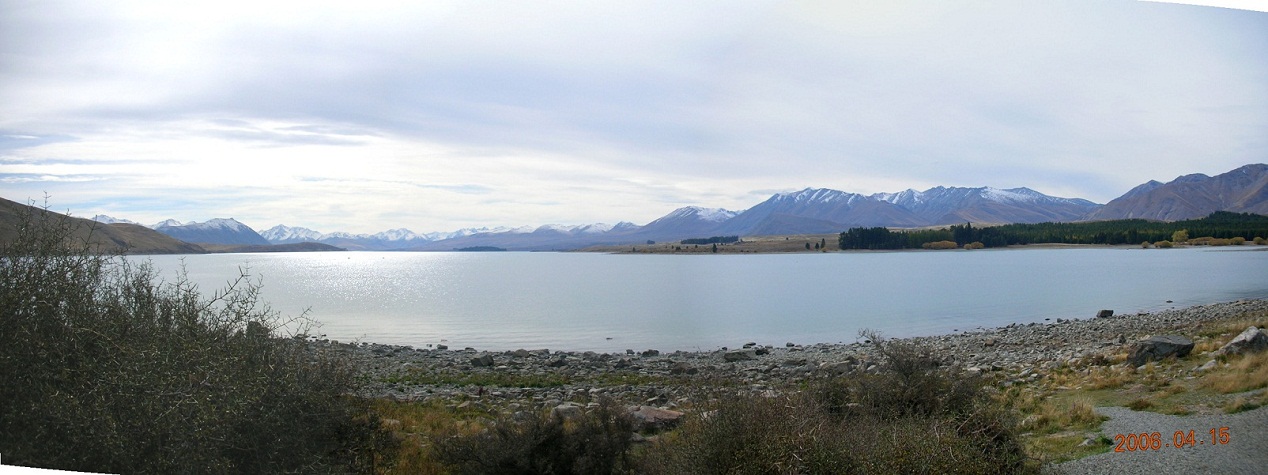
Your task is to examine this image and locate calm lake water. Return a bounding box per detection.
[134,247,1268,352]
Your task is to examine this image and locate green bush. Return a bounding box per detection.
[0,203,396,473]
[431,398,636,474]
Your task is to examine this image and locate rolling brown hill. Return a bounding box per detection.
[0,198,205,254]
[1084,164,1268,221]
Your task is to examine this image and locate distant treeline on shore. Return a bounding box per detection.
[680,235,741,245]
[839,211,1268,250]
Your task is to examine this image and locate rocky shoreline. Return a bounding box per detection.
[322,299,1268,412]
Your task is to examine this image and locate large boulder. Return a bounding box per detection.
[470,354,495,367]
[1216,326,1268,356]
[551,403,583,421]
[1127,335,1194,366]
[723,349,757,362]
[629,406,684,431]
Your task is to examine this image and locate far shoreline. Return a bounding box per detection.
[577,236,1264,254]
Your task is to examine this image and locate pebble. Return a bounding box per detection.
[320,299,1268,409]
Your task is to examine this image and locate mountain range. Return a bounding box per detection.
[78,163,1268,252]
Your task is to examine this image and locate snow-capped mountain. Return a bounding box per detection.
[90,215,139,225]
[152,218,270,246]
[716,188,924,235]
[872,186,1098,225]
[259,225,325,243]
[64,163,1268,252]
[150,219,188,228]
[631,207,738,241]
[372,228,421,241]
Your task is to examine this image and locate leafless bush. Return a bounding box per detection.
[431,397,636,474]
[643,331,1032,474]
[0,202,396,473]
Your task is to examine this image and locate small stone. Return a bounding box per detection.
[670,361,697,375]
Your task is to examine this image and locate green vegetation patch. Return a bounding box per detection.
[840,211,1268,249]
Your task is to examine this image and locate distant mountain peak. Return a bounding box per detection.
[660,206,738,223]
[150,218,269,246]
[91,215,138,225]
[1085,163,1268,221]
[775,188,860,205]
[151,219,188,228]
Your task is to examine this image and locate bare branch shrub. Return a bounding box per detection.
[431,397,635,474]
[0,201,396,473]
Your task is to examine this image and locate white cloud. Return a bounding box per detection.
[1,0,1265,231]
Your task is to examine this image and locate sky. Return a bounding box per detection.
[2,1,1266,234]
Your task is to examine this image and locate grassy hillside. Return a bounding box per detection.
[0,198,205,254]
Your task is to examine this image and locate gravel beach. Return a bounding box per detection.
[318,298,1268,470]
[328,299,1268,404]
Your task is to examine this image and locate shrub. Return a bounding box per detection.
[431,398,636,474]
[1255,237,1266,245]
[964,241,985,250]
[645,331,1033,474]
[1155,240,1174,248]
[1231,237,1246,245]
[923,240,959,250]
[0,202,396,473]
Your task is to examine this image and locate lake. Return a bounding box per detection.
[134,246,1268,352]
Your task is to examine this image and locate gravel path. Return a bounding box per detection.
[1053,403,1268,475]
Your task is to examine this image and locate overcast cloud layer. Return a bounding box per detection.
[2,1,1266,233]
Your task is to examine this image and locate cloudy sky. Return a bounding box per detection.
[2,1,1266,234]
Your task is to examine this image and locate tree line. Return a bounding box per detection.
[681,235,740,245]
[838,212,1268,250]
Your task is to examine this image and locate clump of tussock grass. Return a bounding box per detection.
[1201,351,1268,394]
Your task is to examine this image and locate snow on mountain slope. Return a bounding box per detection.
[371,228,422,241]
[151,218,270,246]
[261,225,325,242]
[150,219,188,229]
[91,215,138,225]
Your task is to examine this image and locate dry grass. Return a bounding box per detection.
[1222,396,1263,414]
[1085,366,1131,390]
[1126,398,1154,411]
[1200,351,1268,394]
[371,399,494,475]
